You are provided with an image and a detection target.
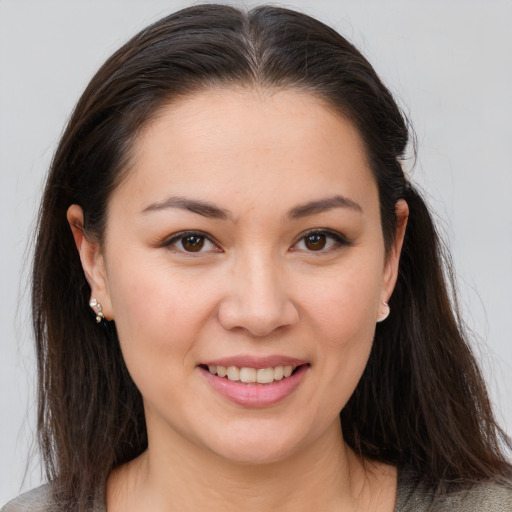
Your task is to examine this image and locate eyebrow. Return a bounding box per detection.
[141,196,230,219]
[288,195,362,219]
[141,194,362,220]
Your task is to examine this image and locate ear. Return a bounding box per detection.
[381,199,409,303]
[67,204,113,320]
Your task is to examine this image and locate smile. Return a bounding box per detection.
[206,364,295,384]
[199,360,310,407]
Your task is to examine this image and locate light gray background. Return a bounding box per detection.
[1,0,511,504]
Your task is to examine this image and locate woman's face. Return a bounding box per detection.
[82,88,406,464]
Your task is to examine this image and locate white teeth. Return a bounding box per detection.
[256,367,274,384]
[227,366,239,381]
[206,364,299,383]
[240,367,257,383]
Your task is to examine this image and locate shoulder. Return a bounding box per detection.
[1,485,106,512]
[440,480,512,511]
[1,485,53,512]
[396,468,512,512]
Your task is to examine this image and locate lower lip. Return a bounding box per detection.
[199,365,309,408]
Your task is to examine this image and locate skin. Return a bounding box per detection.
[68,88,408,512]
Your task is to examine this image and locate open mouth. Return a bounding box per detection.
[200,364,305,384]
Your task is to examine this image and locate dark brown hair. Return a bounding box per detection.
[32,4,511,510]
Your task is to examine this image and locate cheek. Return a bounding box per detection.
[305,257,383,339]
[301,257,382,398]
[105,264,223,417]
[105,255,220,369]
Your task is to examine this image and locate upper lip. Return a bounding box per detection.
[200,355,309,368]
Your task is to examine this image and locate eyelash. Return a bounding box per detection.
[291,229,353,253]
[162,230,220,254]
[161,229,352,254]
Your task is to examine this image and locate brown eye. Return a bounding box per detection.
[292,230,349,253]
[304,234,327,251]
[165,231,219,254]
[181,235,205,252]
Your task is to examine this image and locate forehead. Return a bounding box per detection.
[113,87,377,215]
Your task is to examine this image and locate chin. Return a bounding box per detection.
[201,421,313,466]
[213,441,296,466]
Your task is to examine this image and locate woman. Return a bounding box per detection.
[2,4,511,511]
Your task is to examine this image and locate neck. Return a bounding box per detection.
[107,420,395,512]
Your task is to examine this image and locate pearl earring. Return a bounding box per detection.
[89,298,105,323]
[377,301,390,323]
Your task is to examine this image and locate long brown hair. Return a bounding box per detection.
[32,4,511,510]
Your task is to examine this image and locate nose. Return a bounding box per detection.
[217,253,299,337]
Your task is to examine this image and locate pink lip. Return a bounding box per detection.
[202,355,308,368]
[199,363,309,408]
